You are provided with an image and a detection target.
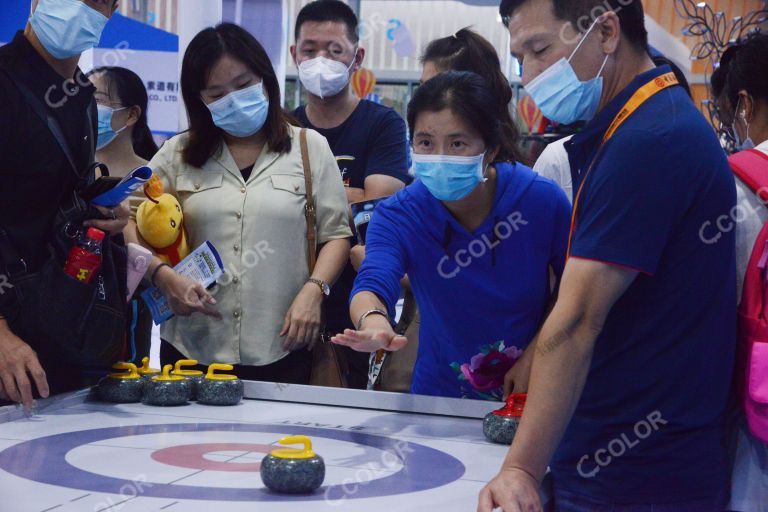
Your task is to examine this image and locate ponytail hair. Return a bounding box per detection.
[88,66,159,161]
[409,71,518,165]
[421,27,520,163]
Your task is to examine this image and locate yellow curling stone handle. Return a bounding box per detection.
[206,363,238,381]
[137,356,160,376]
[271,435,316,460]
[173,359,203,376]
[152,364,185,382]
[109,362,140,380]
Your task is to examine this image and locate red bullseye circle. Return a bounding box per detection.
[151,443,274,472]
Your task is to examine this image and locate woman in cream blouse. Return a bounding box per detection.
[127,24,351,384]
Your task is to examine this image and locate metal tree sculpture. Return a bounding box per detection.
[674,0,767,148]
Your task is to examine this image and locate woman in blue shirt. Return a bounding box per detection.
[332,71,571,399]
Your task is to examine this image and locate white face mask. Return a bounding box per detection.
[298,54,356,99]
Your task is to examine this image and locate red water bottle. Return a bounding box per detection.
[64,227,105,284]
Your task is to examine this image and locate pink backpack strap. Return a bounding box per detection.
[733,150,768,318]
[741,223,768,320]
[730,149,768,199]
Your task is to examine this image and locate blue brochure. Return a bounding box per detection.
[91,166,153,207]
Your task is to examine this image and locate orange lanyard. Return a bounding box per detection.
[566,72,679,257]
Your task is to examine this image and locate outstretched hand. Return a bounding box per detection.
[331,315,408,353]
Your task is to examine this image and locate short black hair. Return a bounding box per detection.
[408,71,518,164]
[295,0,359,44]
[722,33,768,109]
[499,0,649,52]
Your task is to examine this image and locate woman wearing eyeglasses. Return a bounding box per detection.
[89,66,159,362]
[89,66,158,177]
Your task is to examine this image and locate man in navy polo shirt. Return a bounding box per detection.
[480,1,735,510]
[291,0,411,388]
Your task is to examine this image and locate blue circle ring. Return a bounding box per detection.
[0,423,466,501]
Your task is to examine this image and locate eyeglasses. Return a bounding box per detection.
[96,99,126,110]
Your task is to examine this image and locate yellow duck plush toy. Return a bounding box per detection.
[137,175,189,267]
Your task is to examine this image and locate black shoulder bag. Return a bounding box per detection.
[0,73,127,367]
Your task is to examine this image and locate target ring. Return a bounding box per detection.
[151,443,273,472]
[0,423,465,502]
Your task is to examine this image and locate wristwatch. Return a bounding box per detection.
[308,278,330,298]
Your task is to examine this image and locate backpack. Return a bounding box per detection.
[0,66,127,369]
[731,148,768,444]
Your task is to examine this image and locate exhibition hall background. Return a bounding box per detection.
[2,0,766,149]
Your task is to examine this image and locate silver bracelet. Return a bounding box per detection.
[357,308,388,331]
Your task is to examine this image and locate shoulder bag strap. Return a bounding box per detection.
[299,128,347,386]
[300,128,318,272]
[1,68,94,181]
[0,71,88,276]
[730,149,768,202]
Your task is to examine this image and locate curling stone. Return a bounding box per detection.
[142,364,190,406]
[96,362,144,403]
[172,359,204,400]
[136,356,161,381]
[260,436,325,494]
[483,393,526,445]
[197,364,244,406]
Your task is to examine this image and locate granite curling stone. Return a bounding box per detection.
[96,362,144,403]
[197,364,244,406]
[142,364,190,406]
[261,436,325,494]
[172,359,204,400]
[483,393,526,445]
[136,356,161,382]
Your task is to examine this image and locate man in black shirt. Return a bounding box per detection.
[291,0,411,389]
[0,0,127,407]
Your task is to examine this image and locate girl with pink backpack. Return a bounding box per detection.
[713,32,768,511]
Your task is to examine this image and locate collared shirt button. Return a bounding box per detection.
[233,310,241,318]
[236,212,242,219]
[233,276,239,284]
[195,183,201,190]
[234,244,240,252]
[240,187,246,193]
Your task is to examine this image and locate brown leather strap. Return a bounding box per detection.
[299,129,347,388]
[300,129,317,271]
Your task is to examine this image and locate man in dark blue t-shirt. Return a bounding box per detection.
[290,0,410,388]
[480,1,735,511]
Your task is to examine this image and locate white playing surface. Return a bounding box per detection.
[0,390,510,512]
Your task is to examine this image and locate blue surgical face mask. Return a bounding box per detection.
[524,18,609,125]
[96,104,128,150]
[206,83,269,138]
[30,0,109,60]
[413,152,487,202]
